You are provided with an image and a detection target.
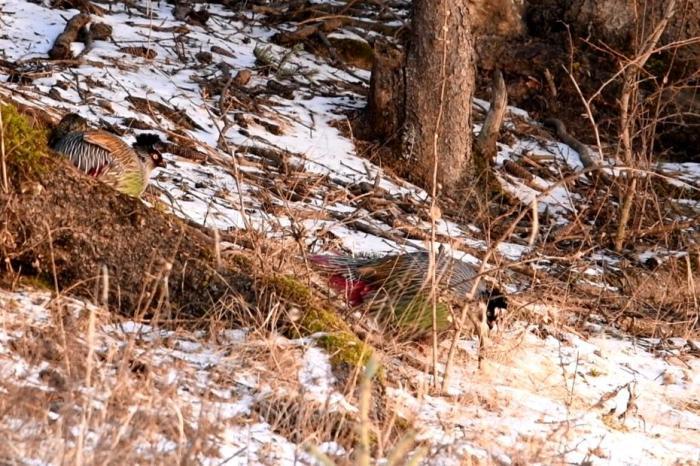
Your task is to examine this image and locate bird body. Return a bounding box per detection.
[310,251,507,336]
[50,114,164,197]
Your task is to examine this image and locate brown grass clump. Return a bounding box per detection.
[0,156,254,318]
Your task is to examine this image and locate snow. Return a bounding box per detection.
[659,161,700,185]
[0,288,357,465]
[299,346,358,412]
[1,0,699,464]
[385,325,700,465]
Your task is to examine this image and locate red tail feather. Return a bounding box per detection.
[310,255,374,306]
[328,275,372,306]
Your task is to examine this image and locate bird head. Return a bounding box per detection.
[485,289,508,329]
[134,133,167,169]
[147,150,166,169]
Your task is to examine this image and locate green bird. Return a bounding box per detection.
[309,251,507,338]
[49,113,166,197]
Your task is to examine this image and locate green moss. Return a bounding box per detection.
[229,253,253,270]
[0,104,48,180]
[269,274,313,303]
[301,306,374,368]
[18,275,54,291]
[267,275,376,370]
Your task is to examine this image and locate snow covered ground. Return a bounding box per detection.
[0,0,564,263]
[1,0,699,464]
[0,288,697,465]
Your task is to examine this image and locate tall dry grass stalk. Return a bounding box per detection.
[0,103,7,193]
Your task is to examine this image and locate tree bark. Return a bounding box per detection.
[530,0,699,68]
[475,69,508,197]
[366,42,405,141]
[403,0,476,193]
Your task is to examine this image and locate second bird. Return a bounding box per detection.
[49,113,165,197]
[310,251,508,337]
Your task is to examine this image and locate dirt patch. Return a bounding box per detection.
[0,157,253,318]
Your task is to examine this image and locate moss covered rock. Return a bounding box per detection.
[266,275,376,370]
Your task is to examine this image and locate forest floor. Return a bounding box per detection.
[0,0,698,464]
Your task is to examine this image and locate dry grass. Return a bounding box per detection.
[1,255,698,465]
[0,101,697,462]
[1,1,699,463]
[0,288,433,465]
[0,290,326,464]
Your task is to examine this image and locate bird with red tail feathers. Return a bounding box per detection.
[309,251,507,338]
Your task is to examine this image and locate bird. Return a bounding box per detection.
[49,113,166,197]
[309,251,507,338]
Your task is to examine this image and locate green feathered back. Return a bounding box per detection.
[370,289,453,337]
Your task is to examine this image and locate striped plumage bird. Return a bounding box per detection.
[309,251,507,337]
[49,113,165,197]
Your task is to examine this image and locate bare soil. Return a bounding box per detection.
[0,157,253,319]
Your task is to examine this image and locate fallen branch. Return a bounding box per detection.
[544,118,598,169]
[475,69,507,159]
[49,13,91,60]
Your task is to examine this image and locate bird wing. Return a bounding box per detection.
[356,255,405,282]
[52,131,117,176]
[80,131,134,175]
[310,253,413,283]
[356,254,432,306]
[309,255,364,279]
[363,253,482,304]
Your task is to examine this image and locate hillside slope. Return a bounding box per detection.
[0,0,699,464]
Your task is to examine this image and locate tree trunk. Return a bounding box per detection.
[366,42,405,142]
[403,0,475,193]
[530,0,699,68]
